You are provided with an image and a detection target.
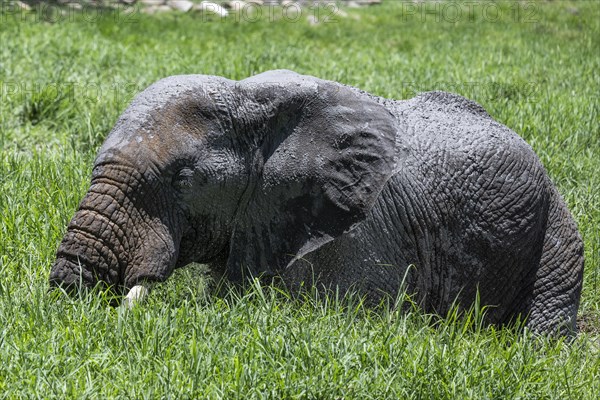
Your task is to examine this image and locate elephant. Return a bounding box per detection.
[49,70,584,336]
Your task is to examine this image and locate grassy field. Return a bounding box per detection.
[1,0,599,398]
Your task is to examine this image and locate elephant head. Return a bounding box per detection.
[49,70,398,297]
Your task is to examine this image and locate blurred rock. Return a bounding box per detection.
[76,0,384,15]
[15,1,32,10]
[142,4,172,13]
[194,1,229,17]
[168,0,194,12]
[336,9,348,18]
[222,0,247,10]
[141,0,166,5]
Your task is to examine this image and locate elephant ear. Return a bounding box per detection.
[226,71,398,281]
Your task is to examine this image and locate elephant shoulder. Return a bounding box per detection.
[414,91,491,118]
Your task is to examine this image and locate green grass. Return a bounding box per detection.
[1,1,599,398]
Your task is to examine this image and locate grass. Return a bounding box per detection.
[0,0,599,398]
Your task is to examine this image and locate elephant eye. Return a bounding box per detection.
[172,167,194,190]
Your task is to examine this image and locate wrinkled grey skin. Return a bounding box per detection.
[50,70,584,335]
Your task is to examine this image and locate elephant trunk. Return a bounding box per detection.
[50,164,181,293]
[50,186,133,290]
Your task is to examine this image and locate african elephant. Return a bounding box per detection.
[50,70,584,336]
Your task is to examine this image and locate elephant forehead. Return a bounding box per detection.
[99,76,237,159]
[112,77,229,129]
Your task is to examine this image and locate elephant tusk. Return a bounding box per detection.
[122,285,149,308]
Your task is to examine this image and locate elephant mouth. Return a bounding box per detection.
[123,269,169,290]
[50,255,154,307]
